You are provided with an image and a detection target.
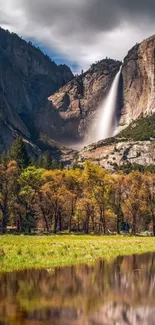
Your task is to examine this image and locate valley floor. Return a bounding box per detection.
[0,235,155,273]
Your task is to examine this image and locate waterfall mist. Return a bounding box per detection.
[84,66,122,146]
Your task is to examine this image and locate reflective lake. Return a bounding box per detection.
[0,253,155,325]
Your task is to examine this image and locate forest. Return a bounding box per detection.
[0,137,155,235]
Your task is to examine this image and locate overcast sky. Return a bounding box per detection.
[1,0,155,72]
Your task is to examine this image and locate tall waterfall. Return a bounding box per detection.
[96,66,122,141]
[85,66,122,146]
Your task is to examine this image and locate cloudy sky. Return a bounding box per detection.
[1,0,155,72]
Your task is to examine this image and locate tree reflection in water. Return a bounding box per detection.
[0,253,155,325]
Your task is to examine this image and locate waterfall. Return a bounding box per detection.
[96,66,122,141]
[84,66,122,146]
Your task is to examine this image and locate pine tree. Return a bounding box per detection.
[0,153,8,167]
[37,152,52,169]
[51,159,59,170]
[59,161,64,170]
[29,156,37,167]
[9,137,30,169]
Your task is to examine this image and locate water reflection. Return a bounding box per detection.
[0,253,155,324]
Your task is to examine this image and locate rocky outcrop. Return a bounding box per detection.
[38,134,78,166]
[76,100,155,171]
[77,138,155,170]
[120,35,155,129]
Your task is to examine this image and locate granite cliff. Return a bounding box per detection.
[120,35,155,129]
[45,59,121,144]
[0,27,73,153]
[74,35,155,170]
[0,27,121,154]
[0,27,155,167]
[42,34,155,145]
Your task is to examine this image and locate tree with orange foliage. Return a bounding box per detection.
[122,171,146,234]
[110,173,125,234]
[41,170,72,233]
[64,169,82,232]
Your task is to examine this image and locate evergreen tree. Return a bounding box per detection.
[29,156,37,167]
[9,137,30,169]
[51,159,59,170]
[43,152,52,169]
[0,152,8,167]
[37,152,52,169]
[59,161,64,170]
[37,154,44,168]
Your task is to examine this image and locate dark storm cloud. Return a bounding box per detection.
[18,0,155,33]
[87,0,155,31]
[1,0,155,69]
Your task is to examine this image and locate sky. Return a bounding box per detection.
[1,0,155,73]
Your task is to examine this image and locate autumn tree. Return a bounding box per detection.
[81,161,100,232]
[64,169,82,232]
[41,170,71,233]
[110,173,125,234]
[93,170,113,234]
[76,196,94,233]
[82,161,113,234]
[122,171,145,234]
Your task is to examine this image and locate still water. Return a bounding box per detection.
[0,253,155,325]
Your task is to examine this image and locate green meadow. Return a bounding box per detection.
[0,235,155,273]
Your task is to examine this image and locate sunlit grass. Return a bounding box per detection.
[0,235,155,272]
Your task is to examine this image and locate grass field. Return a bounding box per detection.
[0,235,155,273]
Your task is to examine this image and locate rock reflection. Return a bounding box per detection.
[0,253,155,324]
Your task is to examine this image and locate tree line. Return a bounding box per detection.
[0,138,155,235]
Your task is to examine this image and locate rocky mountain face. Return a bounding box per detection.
[120,35,155,129]
[0,27,73,153]
[73,35,155,170]
[45,59,121,144]
[77,138,155,170]
[1,26,155,167]
[42,34,155,147]
[0,27,122,156]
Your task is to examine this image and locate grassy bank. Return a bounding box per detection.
[0,235,155,273]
